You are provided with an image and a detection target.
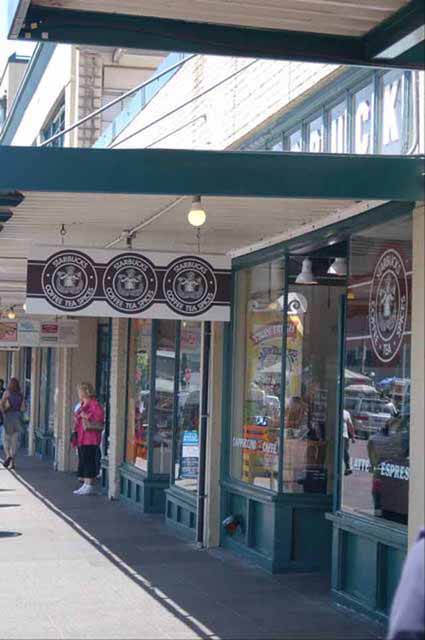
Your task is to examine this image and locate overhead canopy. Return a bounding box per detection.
[0,190,360,307]
[7,0,425,68]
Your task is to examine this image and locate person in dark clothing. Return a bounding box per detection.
[0,378,24,470]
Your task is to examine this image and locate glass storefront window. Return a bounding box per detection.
[380,70,404,154]
[96,320,111,456]
[126,319,152,471]
[39,348,57,435]
[308,115,324,152]
[353,83,374,154]
[231,261,285,491]
[174,322,202,492]
[342,215,412,525]
[283,280,343,493]
[153,321,176,474]
[329,101,347,153]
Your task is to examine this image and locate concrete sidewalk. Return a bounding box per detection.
[0,455,384,640]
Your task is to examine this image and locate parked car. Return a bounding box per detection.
[345,396,395,439]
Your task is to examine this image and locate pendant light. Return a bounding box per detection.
[327,257,347,276]
[295,258,317,285]
[188,196,206,227]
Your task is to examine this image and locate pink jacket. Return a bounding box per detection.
[74,398,104,447]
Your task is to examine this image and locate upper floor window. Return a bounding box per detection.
[41,99,65,147]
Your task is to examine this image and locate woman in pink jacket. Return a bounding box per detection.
[72,382,104,496]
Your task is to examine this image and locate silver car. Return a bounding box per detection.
[345,397,395,439]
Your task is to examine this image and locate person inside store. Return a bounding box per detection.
[342,408,355,476]
[0,377,24,471]
[71,382,104,496]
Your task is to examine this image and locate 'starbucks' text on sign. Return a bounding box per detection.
[27,247,231,321]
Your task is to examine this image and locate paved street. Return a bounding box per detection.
[1,455,384,640]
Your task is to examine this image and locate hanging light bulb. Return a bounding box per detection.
[295,258,317,285]
[187,196,206,227]
[327,257,347,276]
[7,307,16,320]
[22,302,27,312]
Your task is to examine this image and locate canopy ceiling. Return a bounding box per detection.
[0,191,359,307]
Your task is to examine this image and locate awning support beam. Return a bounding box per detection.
[0,146,423,202]
[12,3,424,70]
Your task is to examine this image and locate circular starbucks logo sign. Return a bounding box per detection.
[369,248,408,363]
[103,253,158,313]
[41,250,97,311]
[163,256,217,316]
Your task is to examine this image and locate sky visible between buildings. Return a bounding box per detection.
[0,5,35,77]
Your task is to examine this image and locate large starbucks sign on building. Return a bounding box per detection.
[256,69,418,157]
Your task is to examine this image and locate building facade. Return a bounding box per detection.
[0,42,423,624]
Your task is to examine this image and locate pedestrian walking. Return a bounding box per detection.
[342,408,355,475]
[71,382,104,496]
[388,528,425,640]
[0,378,24,471]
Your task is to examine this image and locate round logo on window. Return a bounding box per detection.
[163,256,217,316]
[41,250,98,311]
[103,253,158,314]
[369,248,408,363]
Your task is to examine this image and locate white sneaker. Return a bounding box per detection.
[73,484,94,496]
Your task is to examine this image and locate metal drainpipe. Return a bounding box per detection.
[196,321,212,547]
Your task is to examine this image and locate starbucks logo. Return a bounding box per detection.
[103,253,158,313]
[369,248,408,363]
[41,250,97,311]
[163,256,217,316]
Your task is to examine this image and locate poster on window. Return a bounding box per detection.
[26,246,231,321]
[0,319,79,348]
[180,431,200,480]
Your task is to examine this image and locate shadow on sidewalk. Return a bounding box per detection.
[4,455,384,640]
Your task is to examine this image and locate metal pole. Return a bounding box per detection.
[39,54,195,147]
[196,321,211,546]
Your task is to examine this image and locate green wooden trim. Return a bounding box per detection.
[123,319,131,464]
[278,257,289,493]
[0,147,423,201]
[17,5,423,70]
[364,0,425,61]
[170,322,181,486]
[333,294,347,513]
[147,320,158,477]
[221,479,276,503]
[326,511,408,550]
[232,200,416,270]
[165,484,197,509]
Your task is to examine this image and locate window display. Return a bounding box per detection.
[126,319,152,471]
[153,321,176,474]
[174,322,202,492]
[342,215,412,525]
[283,282,342,494]
[231,261,285,491]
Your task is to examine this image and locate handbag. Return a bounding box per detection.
[70,431,78,445]
[82,416,104,431]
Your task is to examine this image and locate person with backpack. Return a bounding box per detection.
[0,378,24,470]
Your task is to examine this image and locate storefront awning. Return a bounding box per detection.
[7,0,425,69]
